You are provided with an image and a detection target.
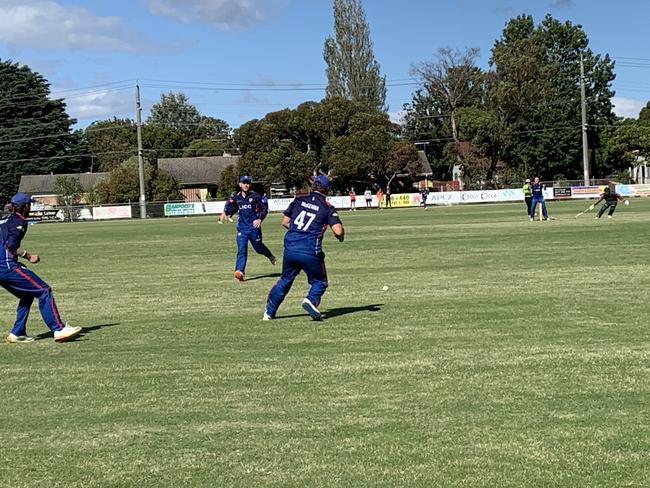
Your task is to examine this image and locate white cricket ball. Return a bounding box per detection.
[382,285,389,291]
[624,200,630,206]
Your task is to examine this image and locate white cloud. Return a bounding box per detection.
[145,0,286,29]
[549,0,572,8]
[0,0,157,52]
[63,89,134,121]
[389,110,406,125]
[612,96,645,119]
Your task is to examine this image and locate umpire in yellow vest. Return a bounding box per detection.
[522,178,532,216]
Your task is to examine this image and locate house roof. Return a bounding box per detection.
[418,151,433,175]
[158,156,239,185]
[18,173,110,195]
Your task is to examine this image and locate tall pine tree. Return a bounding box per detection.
[323,0,387,111]
[0,59,88,203]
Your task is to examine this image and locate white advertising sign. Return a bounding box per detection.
[92,205,132,220]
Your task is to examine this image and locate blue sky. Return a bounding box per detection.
[1,0,648,129]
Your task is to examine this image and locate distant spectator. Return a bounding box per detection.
[349,188,357,211]
[385,187,392,208]
[364,189,372,208]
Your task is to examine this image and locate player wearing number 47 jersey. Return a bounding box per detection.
[264,176,344,321]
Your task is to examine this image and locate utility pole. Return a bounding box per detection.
[580,54,590,186]
[135,81,147,219]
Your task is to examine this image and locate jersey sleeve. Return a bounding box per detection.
[326,205,342,227]
[283,199,296,218]
[4,216,24,254]
[224,193,238,216]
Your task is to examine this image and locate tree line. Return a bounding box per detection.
[1,0,649,205]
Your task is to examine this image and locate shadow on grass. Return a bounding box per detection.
[273,303,383,320]
[34,322,120,342]
[245,273,281,282]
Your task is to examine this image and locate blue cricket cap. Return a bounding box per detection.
[239,175,252,183]
[313,175,331,189]
[11,192,36,205]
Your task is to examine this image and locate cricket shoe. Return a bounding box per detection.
[262,311,274,321]
[608,215,613,219]
[54,325,82,343]
[269,255,277,265]
[234,271,245,282]
[302,298,322,321]
[6,333,35,343]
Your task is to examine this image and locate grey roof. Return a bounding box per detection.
[418,151,433,175]
[18,173,109,195]
[158,156,239,185]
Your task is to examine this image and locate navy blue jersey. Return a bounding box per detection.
[224,191,268,231]
[283,192,342,255]
[0,212,28,270]
[531,182,545,198]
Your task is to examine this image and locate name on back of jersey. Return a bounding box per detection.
[301,201,320,211]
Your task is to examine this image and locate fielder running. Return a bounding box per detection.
[1,192,81,343]
[219,175,277,281]
[264,176,344,321]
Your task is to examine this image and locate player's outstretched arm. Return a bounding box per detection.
[281,215,291,229]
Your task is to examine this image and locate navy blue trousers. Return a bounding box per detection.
[235,227,273,273]
[0,266,65,335]
[265,251,328,317]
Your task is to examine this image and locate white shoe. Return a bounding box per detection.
[6,333,35,343]
[301,298,322,321]
[262,311,273,321]
[608,215,612,219]
[54,325,82,342]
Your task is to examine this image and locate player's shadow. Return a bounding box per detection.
[323,303,383,319]
[246,273,281,282]
[34,322,120,342]
[274,303,383,320]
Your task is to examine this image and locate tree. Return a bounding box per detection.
[147,92,202,144]
[84,118,137,172]
[93,156,182,204]
[639,101,650,122]
[490,15,616,179]
[54,175,84,221]
[323,0,387,111]
[405,48,487,182]
[0,59,90,203]
[182,138,225,157]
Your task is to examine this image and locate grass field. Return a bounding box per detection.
[1,199,649,487]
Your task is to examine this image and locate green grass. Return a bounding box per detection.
[1,199,649,487]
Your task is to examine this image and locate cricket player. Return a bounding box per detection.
[522,178,532,215]
[595,187,626,219]
[219,175,276,281]
[263,175,344,321]
[1,192,81,343]
[529,176,548,221]
[420,186,430,210]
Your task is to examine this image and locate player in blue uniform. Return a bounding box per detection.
[219,175,276,281]
[529,176,549,221]
[1,192,81,343]
[263,176,345,321]
[420,187,430,210]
